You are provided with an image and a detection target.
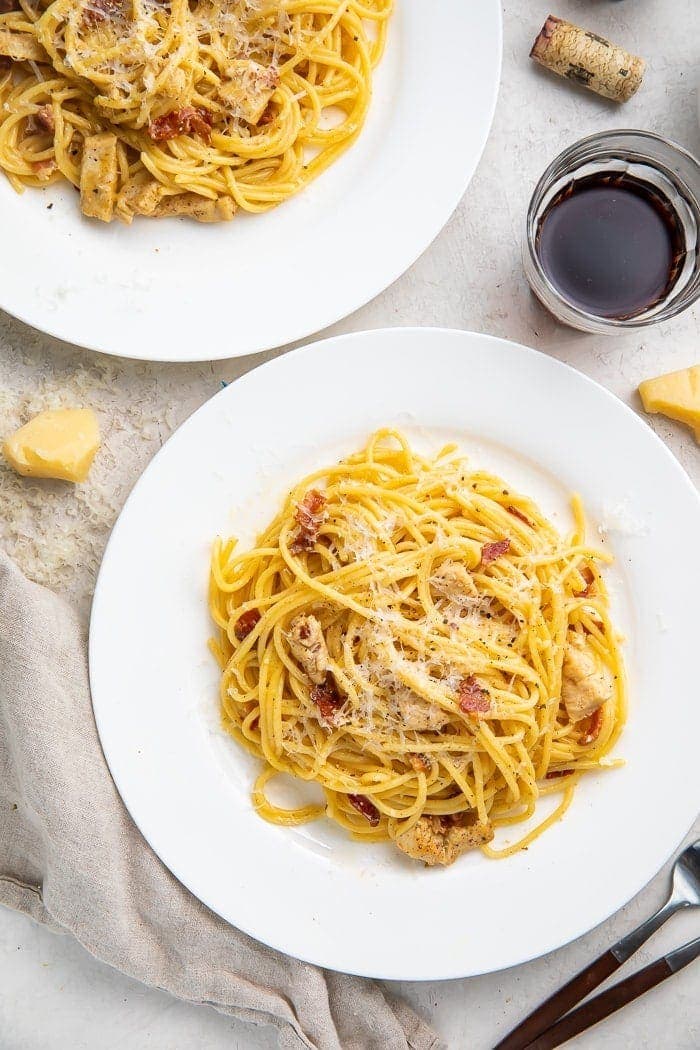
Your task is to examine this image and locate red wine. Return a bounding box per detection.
[535,173,685,319]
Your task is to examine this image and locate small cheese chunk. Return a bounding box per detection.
[639,365,700,443]
[3,408,100,482]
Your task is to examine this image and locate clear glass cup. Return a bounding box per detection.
[523,130,700,333]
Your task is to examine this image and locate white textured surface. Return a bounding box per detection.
[0,0,699,1047]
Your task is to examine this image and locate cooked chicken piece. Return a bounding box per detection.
[288,614,329,684]
[0,29,47,62]
[116,177,163,222]
[80,133,118,222]
[430,560,478,602]
[408,753,432,774]
[562,632,613,722]
[159,66,188,103]
[393,692,451,731]
[152,193,236,222]
[219,59,279,124]
[396,815,494,866]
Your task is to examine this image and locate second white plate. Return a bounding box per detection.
[0,2,501,361]
[90,329,700,979]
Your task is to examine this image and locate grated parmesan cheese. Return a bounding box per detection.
[0,329,200,617]
[598,499,650,539]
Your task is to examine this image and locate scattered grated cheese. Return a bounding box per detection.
[598,499,650,539]
[0,332,195,617]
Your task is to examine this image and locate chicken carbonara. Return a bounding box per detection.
[209,430,626,865]
[0,0,391,222]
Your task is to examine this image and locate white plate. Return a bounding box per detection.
[0,3,501,362]
[90,329,700,980]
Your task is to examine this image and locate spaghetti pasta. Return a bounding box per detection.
[0,0,391,221]
[209,430,626,865]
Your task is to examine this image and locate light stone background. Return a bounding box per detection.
[1,1,699,1047]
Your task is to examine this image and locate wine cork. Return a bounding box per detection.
[530,15,645,103]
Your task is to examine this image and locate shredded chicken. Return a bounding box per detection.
[429,560,477,601]
[219,59,279,124]
[562,632,613,722]
[119,180,235,226]
[152,194,236,222]
[0,29,47,62]
[116,177,163,222]
[287,614,329,684]
[80,132,118,222]
[395,815,494,866]
[393,692,451,731]
[157,67,189,106]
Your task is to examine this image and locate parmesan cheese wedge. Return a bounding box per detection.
[3,408,100,483]
[638,365,700,443]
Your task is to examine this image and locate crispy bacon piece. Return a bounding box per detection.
[290,489,326,554]
[579,705,603,745]
[545,769,573,780]
[507,505,532,527]
[147,107,213,144]
[309,677,343,726]
[82,0,123,29]
[408,753,432,774]
[234,608,260,641]
[481,538,510,564]
[457,675,491,716]
[347,793,380,827]
[575,565,596,598]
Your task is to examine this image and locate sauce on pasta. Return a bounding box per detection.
[209,430,626,865]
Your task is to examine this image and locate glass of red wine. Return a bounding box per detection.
[524,130,700,332]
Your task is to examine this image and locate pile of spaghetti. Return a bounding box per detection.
[209,430,626,865]
[0,0,391,222]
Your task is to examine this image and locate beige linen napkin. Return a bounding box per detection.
[0,552,440,1050]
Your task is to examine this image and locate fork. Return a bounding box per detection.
[495,839,700,1050]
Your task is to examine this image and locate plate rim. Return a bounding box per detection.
[89,327,700,979]
[0,4,503,362]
